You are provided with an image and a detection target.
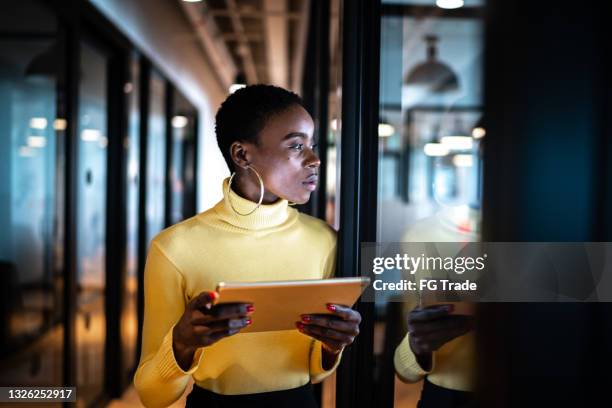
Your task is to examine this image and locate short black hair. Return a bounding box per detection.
[215,84,305,172]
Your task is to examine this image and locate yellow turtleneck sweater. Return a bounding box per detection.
[134,178,340,408]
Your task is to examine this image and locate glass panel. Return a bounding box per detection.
[122,54,140,382]
[324,0,343,230]
[376,7,484,407]
[76,41,108,406]
[146,71,166,245]
[0,0,63,395]
[169,90,197,225]
[321,1,343,406]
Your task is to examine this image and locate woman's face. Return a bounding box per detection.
[232,104,320,205]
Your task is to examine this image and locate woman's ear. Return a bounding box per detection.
[230,141,251,170]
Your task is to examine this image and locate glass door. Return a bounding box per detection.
[75,40,109,407]
[376,2,484,406]
[122,53,140,386]
[168,89,197,225]
[146,70,167,244]
[0,0,64,398]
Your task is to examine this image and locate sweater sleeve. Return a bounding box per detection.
[134,242,204,408]
[309,340,343,383]
[394,332,433,383]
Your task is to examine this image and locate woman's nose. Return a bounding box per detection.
[305,149,321,169]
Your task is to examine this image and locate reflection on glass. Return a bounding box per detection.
[123,54,140,382]
[0,0,63,392]
[76,42,108,406]
[377,8,484,407]
[169,90,197,225]
[324,0,343,231]
[321,1,343,406]
[146,71,166,246]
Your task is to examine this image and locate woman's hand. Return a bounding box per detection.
[172,291,253,371]
[407,304,473,371]
[297,304,361,369]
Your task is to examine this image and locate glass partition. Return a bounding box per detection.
[122,53,140,384]
[146,70,167,246]
[169,89,197,225]
[324,0,343,231]
[376,3,484,406]
[0,0,64,395]
[76,40,108,406]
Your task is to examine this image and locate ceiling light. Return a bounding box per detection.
[331,119,338,131]
[182,0,203,2]
[453,154,474,167]
[27,136,47,148]
[54,118,67,131]
[424,143,449,157]
[81,129,101,142]
[436,0,465,9]
[404,35,459,93]
[472,127,486,139]
[378,123,395,137]
[172,115,188,128]
[441,136,473,150]
[229,72,247,94]
[229,83,246,94]
[29,117,48,129]
[19,146,35,157]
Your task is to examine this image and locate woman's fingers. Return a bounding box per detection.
[188,291,218,311]
[193,317,252,334]
[326,304,362,323]
[191,317,252,346]
[409,317,473,353]
[208,303,253,321]
[189,303,251,326]
[411,325,471,353]
[296,326,346,350]
[408,305,452,322]
[297,321,356,345]
[300,314,360,336]
[296,305,361,351]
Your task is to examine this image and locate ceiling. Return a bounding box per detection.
[179,0,309,92]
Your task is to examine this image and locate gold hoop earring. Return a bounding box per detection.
[226,165,265,216]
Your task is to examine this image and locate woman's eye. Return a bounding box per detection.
[311,143,318,150]
[291,143,304,151]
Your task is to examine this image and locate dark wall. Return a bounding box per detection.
[480,1,612,407]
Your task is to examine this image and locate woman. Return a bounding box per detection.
[134,85,361,408]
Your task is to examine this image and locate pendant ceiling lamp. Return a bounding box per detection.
[404,35,459,93]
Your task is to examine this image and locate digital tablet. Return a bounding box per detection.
[216,276,371,333]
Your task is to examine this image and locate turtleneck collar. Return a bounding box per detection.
[213,177,294,231]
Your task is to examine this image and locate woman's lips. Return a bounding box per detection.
[303,177,318,191]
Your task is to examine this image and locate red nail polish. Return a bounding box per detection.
[302,315,312,323]
[296,322,305,331]
[327,304,337,312]
[247,305,255,313]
